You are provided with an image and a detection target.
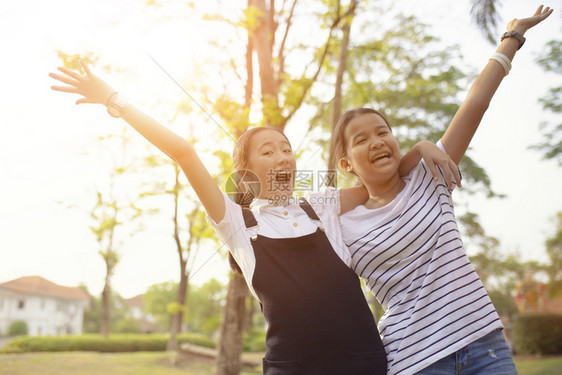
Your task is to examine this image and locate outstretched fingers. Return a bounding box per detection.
[57,66,84,82]
[49,72,79,87]
[530,5,553,23]
[80,60,92,75]
[50,85,80,94]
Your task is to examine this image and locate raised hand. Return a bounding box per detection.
[414,141,461,189]
[49,60,115,106]
[508,5,553,35]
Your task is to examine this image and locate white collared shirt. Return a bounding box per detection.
[208,188,349,301]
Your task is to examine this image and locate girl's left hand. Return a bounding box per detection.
[508,5,553,35]
[415,141,461,189]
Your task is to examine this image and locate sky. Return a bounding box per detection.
[0,0,561,299]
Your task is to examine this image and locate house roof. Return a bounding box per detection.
[0,276,90,300]
[124,294,144,309]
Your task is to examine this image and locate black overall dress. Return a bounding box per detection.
[242,199,387,375]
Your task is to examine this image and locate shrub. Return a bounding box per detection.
[7,321,28,337]
[0,333,215,353]
[114,318,141,334]
[513,314,562,355]
[243,328,266,353]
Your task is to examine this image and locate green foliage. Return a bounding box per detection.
[488,290,518,318]
[166,302,185,315]
[243,327,266,353]
[114,318,142,334]
[0,333,215,354]
[143,281,179,331]
[55,50,98,74]
[545,212,562,298]
[469,0,500,44]
[307,11,498,194]
[82,293,134,334]
[184,279,226,336]
[7,321,28,337]
[513,314,562,355]
[142,279,227,337]
[531,40,562,165]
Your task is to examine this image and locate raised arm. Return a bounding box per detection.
[441,5,553,165]
[50,61,226,223]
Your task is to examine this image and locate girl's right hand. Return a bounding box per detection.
[49,60,115,106]
[412,141,462,190]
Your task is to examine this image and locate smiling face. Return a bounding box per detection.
[340,112,402,187]
[245,128,297,201]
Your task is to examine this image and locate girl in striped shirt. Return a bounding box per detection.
[330,6,553,375]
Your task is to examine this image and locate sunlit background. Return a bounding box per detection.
[1,0,561,302]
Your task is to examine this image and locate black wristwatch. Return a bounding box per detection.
[501,30,525,50]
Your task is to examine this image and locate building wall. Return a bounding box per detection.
[0,290,87,336]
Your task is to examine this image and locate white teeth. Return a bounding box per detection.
[275,170,291,182]
[371,154,389,163]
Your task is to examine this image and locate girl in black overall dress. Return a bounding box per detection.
[50,62,460,373]
[240,200,385,374]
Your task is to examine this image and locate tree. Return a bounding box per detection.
[143,281,179,332]
[531,40,562,165]
[81,287,134,334]
[469,0,501,44]
[545,211,562,297]
[141,148,216,350]
[184,279,226,336]
[88,134,142,337]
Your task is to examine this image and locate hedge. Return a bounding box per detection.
[0,333,215,354]
[7,321,28,336]
[513,314,562,355]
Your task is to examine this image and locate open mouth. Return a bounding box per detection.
[370,153,390,164]
[274,170,292,182]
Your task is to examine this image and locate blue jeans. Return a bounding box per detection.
[415,330,517,374]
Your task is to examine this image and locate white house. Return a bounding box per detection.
[0,276,89,336]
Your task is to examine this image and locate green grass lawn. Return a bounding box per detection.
[513,355,562,375]
[0,351,261,375]
[1,352,561,374]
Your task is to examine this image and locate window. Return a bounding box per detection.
[18,299,25,310]
[0,298,4,311]
[40,299,45,310]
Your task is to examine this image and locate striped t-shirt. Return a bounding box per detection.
[340,154,502,375]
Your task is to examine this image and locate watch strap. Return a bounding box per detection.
[106,93,128,118]
[501,30,525,50]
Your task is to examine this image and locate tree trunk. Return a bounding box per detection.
[101,270,111,338]
[327,1,356,177]
[245,297,256,333]
[215,271,248,375]
[251,0,281,126]
[167,260,188,351]
[168,166,189,351]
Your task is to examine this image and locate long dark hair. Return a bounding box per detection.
[329,108,392,174]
